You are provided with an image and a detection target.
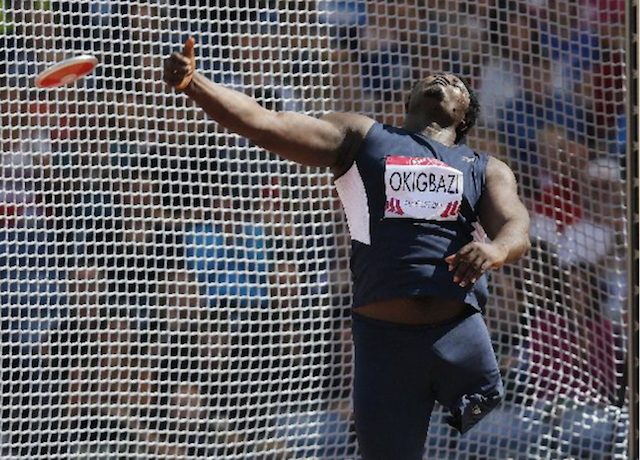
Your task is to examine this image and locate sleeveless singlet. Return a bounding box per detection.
[334,123,490,312]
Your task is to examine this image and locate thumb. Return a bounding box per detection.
[182,37,196,62]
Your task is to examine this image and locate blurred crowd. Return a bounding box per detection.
[0,0,630,458]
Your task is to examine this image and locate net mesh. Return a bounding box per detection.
[0,0,630,458]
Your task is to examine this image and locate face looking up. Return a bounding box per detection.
[408,73,471,131]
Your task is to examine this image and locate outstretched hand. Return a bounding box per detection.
[445,242,508,288]
[164,37,196,91]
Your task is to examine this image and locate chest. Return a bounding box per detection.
[359,144,479,221]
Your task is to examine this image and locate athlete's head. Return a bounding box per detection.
[405,73,480,144]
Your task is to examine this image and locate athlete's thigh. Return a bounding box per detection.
[351,313,435,460]
[431,312,504,433]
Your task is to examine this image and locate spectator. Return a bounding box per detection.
[529,123,587,236]
[37,312,228,458]
[499,54,589,167]
[0,1,65,88]
[420,1,488,85]
[355,2,413,112]
[537,1,602,97]
[184,218,274,311]
[317,0,367,47]
[477,3,535,128]
[526,263,622,457]
[107,153,210,320]
[476,54,521,129]
[0,87,58,228]
[584,40,625,143]
[272,399,357,459]
[267,260,357,458]
[531,152,622,270]
[0,229,61,349]
[528,263,617,401]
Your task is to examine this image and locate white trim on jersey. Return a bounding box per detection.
[335,163,371,245]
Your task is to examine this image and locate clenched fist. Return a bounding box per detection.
[164,37,196,91]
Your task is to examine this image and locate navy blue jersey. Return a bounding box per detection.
[335,123,490,312]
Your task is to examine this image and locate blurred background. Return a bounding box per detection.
[0,0,631,458]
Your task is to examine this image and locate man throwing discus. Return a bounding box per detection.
[164,38,531,460]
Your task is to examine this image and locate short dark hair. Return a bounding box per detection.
[455,76,480,144]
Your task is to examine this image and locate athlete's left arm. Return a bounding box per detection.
[445,157,531,287]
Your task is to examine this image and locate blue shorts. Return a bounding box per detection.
[351,310,504,460]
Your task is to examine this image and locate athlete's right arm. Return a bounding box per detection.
[163,38,373,169]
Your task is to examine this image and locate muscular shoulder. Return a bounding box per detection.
[485,156,517,189]
[320,112,375,133]
[321,113,376,177]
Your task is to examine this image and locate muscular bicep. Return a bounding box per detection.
[254,112,374,168]
[478,157,530,240]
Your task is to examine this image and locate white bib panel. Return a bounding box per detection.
[384,156,464,221]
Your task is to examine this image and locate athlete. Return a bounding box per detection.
[164,38,531,460]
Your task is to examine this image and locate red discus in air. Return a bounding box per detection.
[35,55,99,89]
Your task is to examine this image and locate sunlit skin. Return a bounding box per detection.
[403,73,471,147]
[163,38,530,324]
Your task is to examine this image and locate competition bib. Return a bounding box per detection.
[384,156,464,220]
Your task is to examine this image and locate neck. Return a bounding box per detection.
[402,115,458,147]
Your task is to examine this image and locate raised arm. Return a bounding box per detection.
[163,38,373,168]
[445,156,531,287]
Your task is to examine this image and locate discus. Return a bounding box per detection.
[35,55,99,89]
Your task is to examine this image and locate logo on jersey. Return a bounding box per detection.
[440,201,460,218]
[384,156,464,221]
[385,197,405,216]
